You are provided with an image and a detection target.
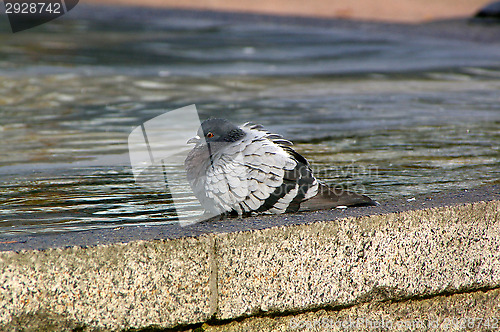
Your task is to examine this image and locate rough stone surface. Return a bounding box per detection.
[215,201,500,319]
[203,288,500,332]
[1,199,499,331]
[0,237,214,331]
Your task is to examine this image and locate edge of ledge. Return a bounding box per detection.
[0,186,499,330]
[1,184,498,253]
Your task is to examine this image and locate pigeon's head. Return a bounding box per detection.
[187,118,246,146]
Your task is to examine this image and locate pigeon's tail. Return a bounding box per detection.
[300,183,377,211]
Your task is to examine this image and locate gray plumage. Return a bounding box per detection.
[184,118,375,216]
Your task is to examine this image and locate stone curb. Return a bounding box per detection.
[1,199,499,330]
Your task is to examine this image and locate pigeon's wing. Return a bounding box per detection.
[243,133,298,214]
[238,124,320,214]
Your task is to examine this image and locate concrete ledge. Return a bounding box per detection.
[215,200,500,319]
[0,237,215,330]
[1,188,499,331]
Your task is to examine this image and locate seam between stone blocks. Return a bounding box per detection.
[203,285,500,329]
[208,234,219,318]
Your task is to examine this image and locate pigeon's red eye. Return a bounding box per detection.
[206,132,214,138]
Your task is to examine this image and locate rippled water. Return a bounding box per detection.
[1,6,499,235]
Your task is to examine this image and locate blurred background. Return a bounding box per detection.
[88,0,491,22]
[0,1,499,235]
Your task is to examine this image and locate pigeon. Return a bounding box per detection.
[184,118,376,216]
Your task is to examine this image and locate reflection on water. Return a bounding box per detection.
[0,7,499,234]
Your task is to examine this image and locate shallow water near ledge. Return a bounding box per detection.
[1,7,499,235]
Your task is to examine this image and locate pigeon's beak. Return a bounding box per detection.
[187,135,201,144]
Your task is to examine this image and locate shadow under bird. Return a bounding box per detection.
[185,118,376,217]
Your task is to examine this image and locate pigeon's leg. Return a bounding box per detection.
[199,211,237,223]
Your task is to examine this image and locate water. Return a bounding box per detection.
[1,6,499,235]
